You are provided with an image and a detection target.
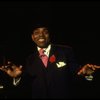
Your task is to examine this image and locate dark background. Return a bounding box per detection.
[0,1,100,66]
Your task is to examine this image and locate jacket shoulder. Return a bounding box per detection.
[52,44,72,50]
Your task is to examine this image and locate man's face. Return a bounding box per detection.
[32,27,50,48]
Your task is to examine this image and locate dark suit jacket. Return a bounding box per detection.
[1,44,97,99]
[20,44,80,99]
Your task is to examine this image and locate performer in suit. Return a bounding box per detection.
[0,24,99,99]
[23,25,84,98]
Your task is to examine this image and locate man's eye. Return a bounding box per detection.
[34,32,39,35]
[44,30,49,34]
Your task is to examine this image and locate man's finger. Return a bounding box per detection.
[19,65,23,69]
[93,65,100,69]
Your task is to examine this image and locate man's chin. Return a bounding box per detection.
[38,44,48,48]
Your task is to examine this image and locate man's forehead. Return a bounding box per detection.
[34,27,48,31]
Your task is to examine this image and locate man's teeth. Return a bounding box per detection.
[38,39,45,42]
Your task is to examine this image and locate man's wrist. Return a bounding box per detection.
[85,75,93,81]
[13,77,21,86]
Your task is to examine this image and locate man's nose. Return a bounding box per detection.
[39,32,44,36]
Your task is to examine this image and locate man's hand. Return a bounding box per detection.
[0,61,23,78]
[77,64,100,76]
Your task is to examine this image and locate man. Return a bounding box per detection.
[0,24,100,98]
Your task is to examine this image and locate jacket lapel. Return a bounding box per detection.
[27,48,46,76]
[27,44,57,76]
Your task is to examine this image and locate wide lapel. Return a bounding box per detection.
[27,47,47,77]
[47,44,57,68]
[28,44,57,76]
[47,44,67,70]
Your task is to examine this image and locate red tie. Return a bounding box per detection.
[39,48,48,67]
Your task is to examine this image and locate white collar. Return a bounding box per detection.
[37,44,51,57]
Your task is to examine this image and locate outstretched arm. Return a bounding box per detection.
[77,64,100,75]
[0,61,22,78]
[77,64,100,81]
[0,61,23,86]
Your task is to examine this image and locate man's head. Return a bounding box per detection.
[31,27,50,48]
